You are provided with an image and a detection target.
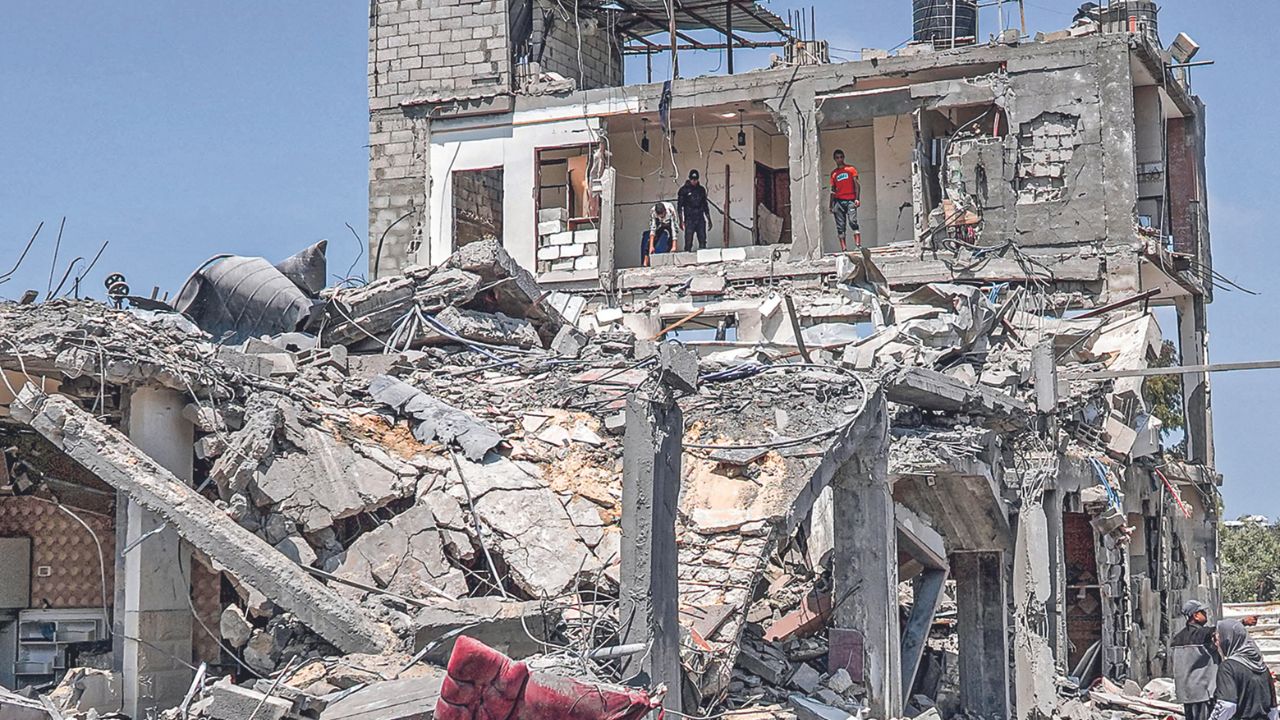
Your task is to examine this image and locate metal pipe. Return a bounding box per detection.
[726,0,734,74]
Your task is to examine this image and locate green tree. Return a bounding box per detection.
[1220,522,1280,603]
[1144,340,1185,439]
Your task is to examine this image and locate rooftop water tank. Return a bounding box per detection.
[912,0,979,48]
[1096,0,1160,44]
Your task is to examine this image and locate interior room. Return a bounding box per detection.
[606,102,789,269]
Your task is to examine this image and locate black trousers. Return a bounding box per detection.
[1184,700,1213,720]
[683,214,707,252]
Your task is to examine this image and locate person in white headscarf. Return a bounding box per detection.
[1210,619,1278,720]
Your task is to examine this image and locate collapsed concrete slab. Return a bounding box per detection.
[11,388,391,654]
[257,410,413,532]
[444,240,566,345]
[335,504,469,600]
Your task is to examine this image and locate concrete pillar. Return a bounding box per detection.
[954,551,1010,720]
[599,167,618,294]
[619,393,683,714]
[1176,295,1214,466]
[830,403,900,717]
[1043,490,1069,667]
[766,80,822,261]
[1012,505,1058,720]
[117,386,195,719]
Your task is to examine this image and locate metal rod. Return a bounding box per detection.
[726,0,734,74]
[669,0,678,78]
[1072,288,1160,320]
[1068,359,1280,381]
[951,0,958,49]
[784,295,811,363]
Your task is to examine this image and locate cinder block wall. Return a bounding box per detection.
[531,1,623,91]
[369,0,512,111]
[453,168,505,245]
[368,0,514,278]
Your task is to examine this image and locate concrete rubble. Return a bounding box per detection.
[0,4,1226,720]
[0,230,1216,720]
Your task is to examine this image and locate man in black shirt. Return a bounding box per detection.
[1173,600,1219,720]
[1211,619,1277,720]
[677,169,713,252]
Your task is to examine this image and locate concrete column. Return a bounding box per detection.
[766,80,822,261]
[1012,504,1058,720]
[830,404,900,718]
[599,167,618,294]
[619,393,683,714]
[954,551,1010,720]
[1176,295,1214,466]
[1043,490,1069,667]
[118,386,195,719]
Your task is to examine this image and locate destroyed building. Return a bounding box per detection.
[0,2,1224,720]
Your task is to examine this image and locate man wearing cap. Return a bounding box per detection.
[1173,599,1220,720]
[677,169,713,252]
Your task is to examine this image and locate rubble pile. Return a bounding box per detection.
[0,239,1202,720]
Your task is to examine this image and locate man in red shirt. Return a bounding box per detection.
[829,149,861,251]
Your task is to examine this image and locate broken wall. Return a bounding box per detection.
[0,496,114,609]
[368,0,516,278]
[873,114,916,247]
[369,108,431,278]
[429,114,601,272]
[915,38,1137,249]
[525,0,623,90]
[1001,37,1137,248]
[370,0,513,111]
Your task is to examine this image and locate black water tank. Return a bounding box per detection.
[913,0,979,47]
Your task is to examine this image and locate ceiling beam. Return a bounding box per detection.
[623,40,788,53]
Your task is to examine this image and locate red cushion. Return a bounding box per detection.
[434,636,659,720]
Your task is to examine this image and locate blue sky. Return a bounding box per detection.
[2,2,1275,517]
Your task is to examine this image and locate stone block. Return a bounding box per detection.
[574,255,598,271]
[696,249,723,264]
[538,207,569,223]
[206,681,291,720]
[537,220,564,236]
[551,325,589,359]
[537,245,561,260]
[721,247,748,262]
[548,230,576,246]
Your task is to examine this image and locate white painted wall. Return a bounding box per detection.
[611,121,765,268]
[428,116,602,272]
[818,125,877,252]
[874,114,916,246]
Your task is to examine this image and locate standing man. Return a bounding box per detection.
[677,169,713,252]
[829,149,861,251]
[1172,600,1219,720]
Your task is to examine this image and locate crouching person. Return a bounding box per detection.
[641,202,675,267]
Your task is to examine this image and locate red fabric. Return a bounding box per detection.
[830,165,859,200]
[435,636,660,720]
